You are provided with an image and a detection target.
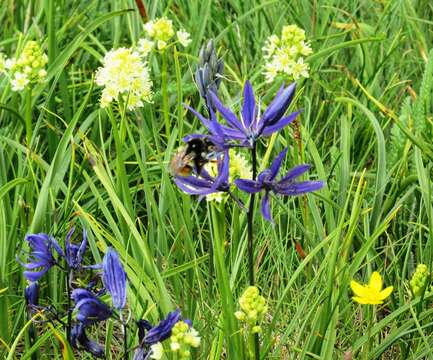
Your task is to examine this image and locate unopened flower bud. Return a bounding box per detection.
[24,282,39,307]
[410,264,430,297]
[252,326,262,334]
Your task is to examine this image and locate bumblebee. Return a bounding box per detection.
[169,138,217,177]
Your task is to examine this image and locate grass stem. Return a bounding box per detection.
[25,88,32,146]
[66,270,72,344]
[161,50,170,141]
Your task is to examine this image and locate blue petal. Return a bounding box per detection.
[261,111,300,137]
[185,104,214,131]
[137,319,153,341]
[29,250,53,262]
[210,92,245,132]
[65,227,75,264]
[241,80,256,127]
[174,177,215,195]
[24,268,49,282]
[260,192,273,223]
[257,170,272,185]
[102,248,127,310]
[24,282,39,306]
[213,151,230,189]
[77,229,88,266]
[234,179,263,193]
[71,323,105,358]
[199,167,214,181]
[208,117,226,138]
[19,260,48,270]
[278,164,312,185]
[275,181,324,196]
[144,309,181,345]
[176,175,213,188]
[83,263,103,270]
[50,237,65,258]
[269,148,288,180]
[219,126,247,141]
[260,83,296,128]
[72,289,95,303]
[25,233,50,247]
[75,297,112,323]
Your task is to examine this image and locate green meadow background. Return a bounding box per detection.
[1,0,433,359]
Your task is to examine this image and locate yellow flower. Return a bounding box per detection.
[170,321,200,359]
[6,40,48,91]
[205,150,252,203]
[410,264,430,297]
[350,271,393,305]
[236,286,268,326]
[157,40,167,50]
[144,17,174,42]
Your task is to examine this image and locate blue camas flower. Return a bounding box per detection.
[133,310,182,360]
[71,289,112,358]
[65,227,88,270]
[144,309,182,345]
[235,148,323,222]
[18,233,64,282]
[174,151,230,197]
[71,289,112,324]
[183,107,243,152]
[102,248,127,310]
[187,81,299,148]
[71,322,105,358]
[24,282,39,308]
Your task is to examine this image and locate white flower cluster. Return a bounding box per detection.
[263,24,313,83]
[137,17,191,55]
[95,47,153,110]
[149,342,164,359]
[1,41,48,92]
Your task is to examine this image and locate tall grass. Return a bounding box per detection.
[1,0,433,359]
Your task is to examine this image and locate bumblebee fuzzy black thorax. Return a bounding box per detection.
[169,138,217,177]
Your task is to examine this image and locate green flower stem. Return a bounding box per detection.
[209,204,244,359]
[363,305,374,360]
[248,333,256,360]
[247,142,257,286]
[108,106,133,216]
[120,311,128,360]
[161,50,170,140]
[66,269,72,344]
[25,305,38,360]
[173,46,184,139]
[247,142,260,360]
[25,88,32,146]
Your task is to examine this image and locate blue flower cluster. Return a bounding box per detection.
[175,78,324,222]
[70,248,126,357]
[17,227,193,358]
